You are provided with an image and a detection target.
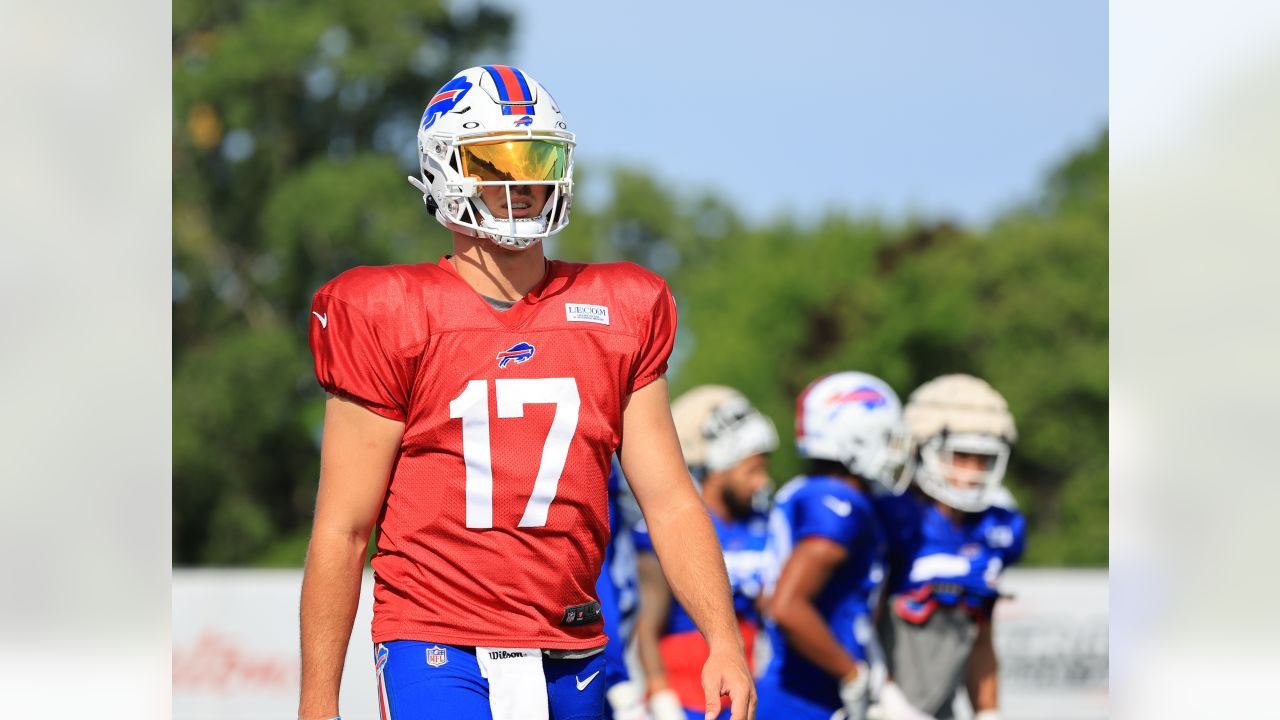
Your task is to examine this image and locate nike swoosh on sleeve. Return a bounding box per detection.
[822,495,853,517]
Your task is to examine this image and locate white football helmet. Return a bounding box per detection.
[901,374,1018,512]
[794,371,907,489]
[671,385,779,474]
[407,65,574,250]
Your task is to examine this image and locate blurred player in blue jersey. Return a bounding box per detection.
[874,374,1025,720]
[757,371,907,720]
[634,386,779,720]
[597,462,649,720]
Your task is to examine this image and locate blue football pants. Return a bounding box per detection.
[375,641,607,720]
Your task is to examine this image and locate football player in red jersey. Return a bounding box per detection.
[297,65,754,720]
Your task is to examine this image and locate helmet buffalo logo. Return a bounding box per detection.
[514,115,533,127]
[421,76,474,132]
[496,341,536,369]
[829,387,887,410]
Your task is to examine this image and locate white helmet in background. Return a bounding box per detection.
[902,374,1017,512]
[671,385,779,474]
[794,371,907,489]
[408,65,574,250]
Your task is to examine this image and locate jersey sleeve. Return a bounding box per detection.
[999,510,1028,566]
[792,489,861,548]
[628,280,677,393]
[309,289,413,422]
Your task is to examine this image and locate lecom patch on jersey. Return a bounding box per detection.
[565,303,609,325]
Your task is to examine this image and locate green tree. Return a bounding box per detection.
[668,132,1109,564]
[173,0,516,564]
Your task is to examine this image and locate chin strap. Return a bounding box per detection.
[407,175,438,214]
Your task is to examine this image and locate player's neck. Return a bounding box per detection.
[702,483,730,521]
[934,500,967,524]
[449,233,548,301]
[840,474,868,495]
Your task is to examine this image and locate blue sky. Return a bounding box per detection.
[474,0,1108,225]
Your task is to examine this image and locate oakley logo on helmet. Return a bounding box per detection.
[514,115,533,127]
[421,76,474,131]
[496,341,536,369]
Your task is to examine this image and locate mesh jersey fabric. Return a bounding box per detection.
[309,256,677,649]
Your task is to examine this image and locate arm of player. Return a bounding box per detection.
[635,551,685,720]
[298,396,404,720]
[634,550,672,688]
[620,378,755,720]
[767,537,860,679]
[769,537,874,719]
[965,617,999,716]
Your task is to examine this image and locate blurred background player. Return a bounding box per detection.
[757,371,906,720]
[874,374,1026,720]
[635,386,779,720]
[597,460,648,720]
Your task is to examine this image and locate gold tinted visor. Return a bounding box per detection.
[461,139,568,183]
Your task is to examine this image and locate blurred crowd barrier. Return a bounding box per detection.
[173,568,1107,719]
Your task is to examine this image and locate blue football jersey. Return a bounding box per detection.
[759,476,886,703]
[875,489,1026,616]
[634,507,770,634]
[597,464,640,687]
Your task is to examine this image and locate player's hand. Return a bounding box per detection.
[648,688,685,720]
[606,680,650,720]
[701,644,755,720]
[875,680,936,720]
[838,662,870,720]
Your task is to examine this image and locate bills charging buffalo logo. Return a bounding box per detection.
[830,386,888,410]
[375,644,389,675]
[514,115,533,127]
[421,76,474,132]
[496,341,535,369]
[426,645,448,668]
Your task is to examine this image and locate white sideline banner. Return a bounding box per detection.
[172,568,1108,720]
[173,569,380,720]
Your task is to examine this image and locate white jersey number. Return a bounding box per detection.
[448,378,581,529]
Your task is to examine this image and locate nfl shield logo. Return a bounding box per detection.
[426,645,448,667]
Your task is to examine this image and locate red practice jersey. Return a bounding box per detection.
[309,257,676,649]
